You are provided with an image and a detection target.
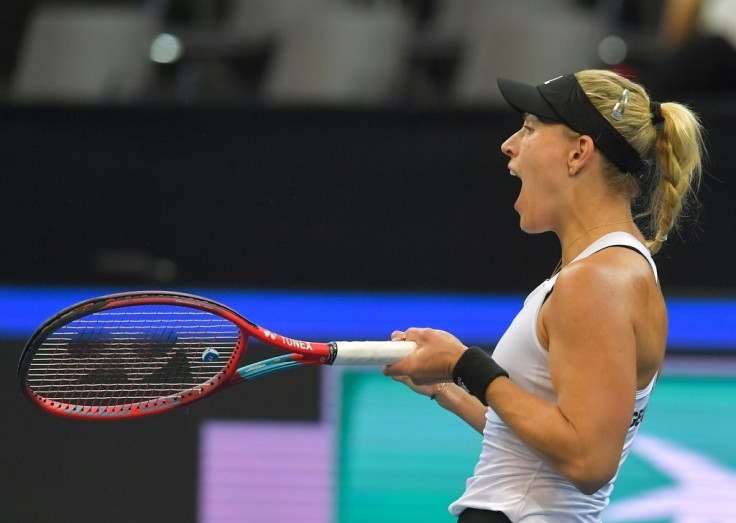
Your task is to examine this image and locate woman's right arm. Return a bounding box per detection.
[391,376,488,434]
[435,382,488,434]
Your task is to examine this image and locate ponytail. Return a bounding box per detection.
[645,102,704,254]
[575,70,705,254]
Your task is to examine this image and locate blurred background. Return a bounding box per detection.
[1,0,735,521]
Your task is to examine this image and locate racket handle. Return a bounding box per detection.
[330,341,416,366]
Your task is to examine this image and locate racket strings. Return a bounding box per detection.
[25,305,240,409]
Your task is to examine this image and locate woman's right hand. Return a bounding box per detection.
[389,375,446,398]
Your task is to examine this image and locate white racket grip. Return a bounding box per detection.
[330,341,416,366]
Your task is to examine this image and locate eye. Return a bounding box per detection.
[523,124,534,134]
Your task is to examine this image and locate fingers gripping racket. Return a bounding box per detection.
[17,291,414,420]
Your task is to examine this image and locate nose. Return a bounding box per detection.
[501,130,520,158]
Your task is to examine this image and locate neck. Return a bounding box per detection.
[552,217,635,277]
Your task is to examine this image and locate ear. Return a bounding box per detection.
[567,135,595,176]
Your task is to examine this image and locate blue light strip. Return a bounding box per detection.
[1,286,734,351]
[666,297,736,349]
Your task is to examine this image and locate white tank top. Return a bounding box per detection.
[449,232,659,521]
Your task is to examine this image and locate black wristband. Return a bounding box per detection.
[452,346,508,406]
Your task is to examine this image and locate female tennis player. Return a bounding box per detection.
[384,69,705,522]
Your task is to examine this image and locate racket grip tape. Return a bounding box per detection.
[328,341,416,366]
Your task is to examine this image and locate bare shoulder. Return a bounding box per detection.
[555,246,658,305]
[542,246,666,387]
[540,245,662,349]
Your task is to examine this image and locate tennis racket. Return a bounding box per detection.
[18,291,415,420]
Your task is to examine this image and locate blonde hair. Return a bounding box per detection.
[574,69,705,254]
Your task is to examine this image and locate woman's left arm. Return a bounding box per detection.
[486,262,638,494]
[384,262,639,495]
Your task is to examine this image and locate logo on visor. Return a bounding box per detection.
[544,75,564,84]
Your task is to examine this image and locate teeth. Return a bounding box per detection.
[509,170,518,177]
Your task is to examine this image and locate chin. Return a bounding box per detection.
[515,206,532,232]
[518,214,550,235]
[519,222,539,235]
[518,219,535,235]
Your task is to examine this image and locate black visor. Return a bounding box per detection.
[497,74,646,177]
